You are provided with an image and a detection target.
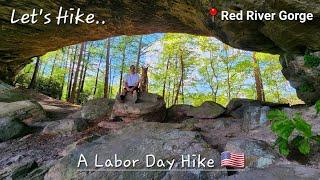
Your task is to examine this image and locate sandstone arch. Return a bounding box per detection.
[0,0,319,103]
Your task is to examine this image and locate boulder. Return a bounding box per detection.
[0,100,46,141]
[241,106,270,132]
[226,98,288,119]
[166,101,225,122]
[81,98,114,121]
[110,93,166,122]
[224,138,280,169]
[226,99,264,119]
[0,155,38,179]
[223,164,320,180]
[281,52,320,104]
[0,80,13,93]
[44,122,224,180]
[42,118,88,135]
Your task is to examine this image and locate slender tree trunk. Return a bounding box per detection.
[28,57,41,89]
[60,47,70,99]
[80,50,90,94]
[69,43,85,103]
[118,44,127,94]
[94,55,103,95]
[162,57,170,98]
[174,53,184,105]
[136,35,143,71]
[50,52,58,79]
[76,61,85,102]
[104,38,111,98]
[67,45,78,100]
[253,52,265,102]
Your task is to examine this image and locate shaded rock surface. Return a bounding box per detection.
[225,138,280,169]
[0,155,38,179]
[111,93,166,122]
[281,52,320,104]
[166,101,225,122]
[222,164,320,180]
[42,118,88,135]
[241,106,270,132]
[226,98,288,119]
[81,98,114,121]
[0,100,46,141]
[0,1,320,103]
[45,122,224,180]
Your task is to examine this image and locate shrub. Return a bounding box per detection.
[304,54,320,68]
[37,77,62,99]
[316,100,320,115]
[267,110,319,156]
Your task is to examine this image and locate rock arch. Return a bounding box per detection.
[0,0,319,103]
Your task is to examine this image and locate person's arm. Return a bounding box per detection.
[124,74,130,91]
[135,75,141,88]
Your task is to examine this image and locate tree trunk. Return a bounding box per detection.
[67,45,78,100]
[162,57,170,98]
[76,61,85,102]
[104,38,111,98]
[94,55,103,95]
[118,45,127,94]
[28,57,40,89]
[50,51,58,79]
[60,47,70,99]
[174,52,184,105]
[253,52,265,102]
[69,43,85,103]
[80,50,90,94]
[136,35,143,71]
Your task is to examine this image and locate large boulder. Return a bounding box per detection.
[42,118,88,135]
[0,100,46,141]
[110,93,166,122]
[224,138,280,169]
[0,155,38,179]
[44,122,224,179]
[226,98,288,119]
[223,164,320,180]
[81,98,114,121]
[281,52,320,104]
[241,106,271,132]
[166,101,225,122]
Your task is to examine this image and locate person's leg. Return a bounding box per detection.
[120,88,128,101]
[132,89,138,103]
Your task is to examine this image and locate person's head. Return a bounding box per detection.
[129,65,136,74]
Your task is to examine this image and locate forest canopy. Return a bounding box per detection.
[16,33,302,106]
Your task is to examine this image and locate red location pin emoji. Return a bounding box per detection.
[210,8,218,16]
[210,8,218,22]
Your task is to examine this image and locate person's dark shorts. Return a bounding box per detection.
[124,86,139,91]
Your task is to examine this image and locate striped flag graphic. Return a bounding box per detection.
[221,151,245,168]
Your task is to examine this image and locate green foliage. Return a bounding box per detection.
[315,100,320,115]
[37,77,62,99]
[298,83,315,93]
[304,54,320,68]
[267,110,318,156]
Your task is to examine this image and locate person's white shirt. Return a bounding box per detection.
[124,73,140,87]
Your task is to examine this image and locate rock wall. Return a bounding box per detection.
[0,0,319,102]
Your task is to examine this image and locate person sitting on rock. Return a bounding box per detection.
[120,65,140,103]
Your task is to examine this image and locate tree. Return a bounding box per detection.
[253,52,265,102]
[104,38,111,98]
[69,43,85,103]
[94,54,103,95]
[28,56,40,89]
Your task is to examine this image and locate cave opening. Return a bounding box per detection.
[11,33,301,107]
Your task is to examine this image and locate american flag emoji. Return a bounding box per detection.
[221,151,245,168]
